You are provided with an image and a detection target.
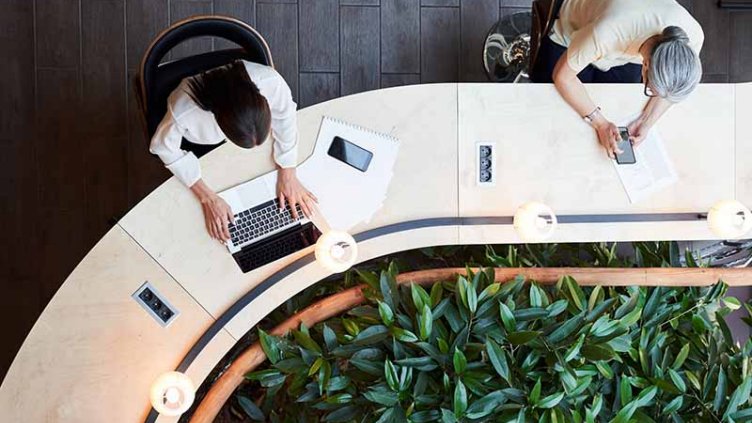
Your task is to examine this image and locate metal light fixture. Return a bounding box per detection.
[150,371,195,416]
[514,202,558,242]
[315,230,358,273]
[707,200,752,239]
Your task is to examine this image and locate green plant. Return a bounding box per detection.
[236,263,752,422]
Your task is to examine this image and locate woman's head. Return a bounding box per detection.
[644,26,702,103]
[186,60,271,148]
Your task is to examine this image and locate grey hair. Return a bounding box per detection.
[648,26,702,103]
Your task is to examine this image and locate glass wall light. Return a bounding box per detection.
[707,200,752,239]
[315,230,358,273]
[150,371,195,416]
[513,202,558,242]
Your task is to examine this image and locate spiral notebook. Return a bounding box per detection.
[297,117,400,231]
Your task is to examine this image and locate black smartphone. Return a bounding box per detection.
[327,136,373,172]
[615,127,636,165]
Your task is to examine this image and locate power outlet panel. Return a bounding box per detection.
[477,142,496,186]
[133,282,179,327]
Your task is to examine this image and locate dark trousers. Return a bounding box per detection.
[530,36,643,83]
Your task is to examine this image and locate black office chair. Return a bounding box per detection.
[135,15,274,157]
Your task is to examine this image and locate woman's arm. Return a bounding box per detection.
[552,55,622,158]
[150,106,232,242]
[628,96,673,146]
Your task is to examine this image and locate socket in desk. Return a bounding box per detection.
[477,142,496,187]
[132,282,179,327]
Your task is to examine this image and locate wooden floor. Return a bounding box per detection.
[1,0,751,381]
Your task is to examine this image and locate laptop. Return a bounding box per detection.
[218,172,321,273]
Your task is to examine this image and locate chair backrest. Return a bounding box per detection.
[137,15,274,139]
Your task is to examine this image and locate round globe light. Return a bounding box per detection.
[150,371,195,416]
[707,200,752,239]
[513,202,558,242]
[315,230,358,273]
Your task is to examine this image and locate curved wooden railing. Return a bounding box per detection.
[188,266,751,423]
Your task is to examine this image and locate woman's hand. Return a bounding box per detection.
[190,180,234,242]
[592,115,623,159]
[277,167,317,219]
[627,116,651,147]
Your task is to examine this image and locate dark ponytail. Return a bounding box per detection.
[186,60,271,149]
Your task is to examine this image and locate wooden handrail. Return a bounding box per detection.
[188,267,751,423]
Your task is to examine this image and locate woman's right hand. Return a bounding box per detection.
[191,179,234,242]
[592,117,623,159]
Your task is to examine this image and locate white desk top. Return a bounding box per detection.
[1,82,749,423]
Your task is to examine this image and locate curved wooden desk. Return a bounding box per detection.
[1,83,749,422]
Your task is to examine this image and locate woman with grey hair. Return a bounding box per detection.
[530,0,703,157]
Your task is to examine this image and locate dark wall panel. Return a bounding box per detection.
[299,0,340,72]
[380,73,420,88]
[420,6,460,83]
[126,0,169,70]
[382,0,420,73]
[299,72,341,107]
[81,0,129,243]
[257,2,300,99]
[341,6,380,95]
[460,0,499,82]
[36,0,81,68]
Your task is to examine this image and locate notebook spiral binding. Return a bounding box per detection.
[322,116,400,146]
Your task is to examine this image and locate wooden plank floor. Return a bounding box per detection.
[1,0,751,381]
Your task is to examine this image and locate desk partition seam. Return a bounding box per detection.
[144,211,707,422]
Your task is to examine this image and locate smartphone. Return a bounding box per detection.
[327,136,373,172]
[615,127,636,165]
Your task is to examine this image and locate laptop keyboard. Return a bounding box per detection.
[234,222,321,273]
[229,199,305,248]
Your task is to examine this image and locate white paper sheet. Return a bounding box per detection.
[297,117,400,230]
[612,125,677,204]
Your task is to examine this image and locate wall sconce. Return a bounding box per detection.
[150,371,195,416]
[315,230,358,273]
[707,200,752,239]
[514,202,558,242]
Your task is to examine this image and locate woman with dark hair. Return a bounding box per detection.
[530,0,703,158]
[150,60,315,241]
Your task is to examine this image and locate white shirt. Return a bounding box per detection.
[149,61,298,187]
[550,0,703,72]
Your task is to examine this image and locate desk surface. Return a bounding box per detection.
[1,83,749,422]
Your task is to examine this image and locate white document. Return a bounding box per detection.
[612,126,678,204]
[297,117,400,231]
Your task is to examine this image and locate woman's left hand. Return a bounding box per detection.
[277,167,318,219]
[627,116,651,147]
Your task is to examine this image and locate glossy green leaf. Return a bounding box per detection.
[237,395,265,421]
[385,360,399,391]
[672,344,690,369]
[411,283,431,311]
[378,301,394,326]
[419,304,433,341]
[353,325,389,346]
[485,339,511,384]
[547,311,585,344]
[508,330,542,346]
[454,380,468,417]
[323,405,360,422]
[530,378,542,404]
[453,348,467,374]
[465,390,506,419]
[499,302,517,332]
[667,369,685,393]
[663,396,683,415]
[258,329,282,364]
[537,392,565,409]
